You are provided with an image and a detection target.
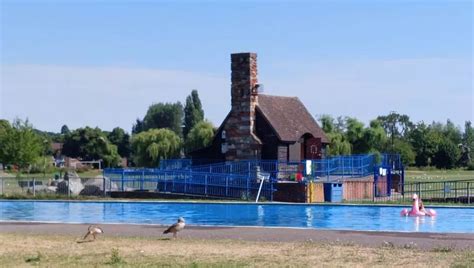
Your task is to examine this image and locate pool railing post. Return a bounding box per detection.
[172,172,175,192]
[102,169,106,197]
[68,177,71,199]
[372,180,375,202]
[443,182,446,200]
[141,170,145,191]
[455,181,458,201]
[184,172,187,193]
[33,178,36,197]
[121,170,125,192]
[467,182,470,204]
[271,178,274,201]
[246,176,250,201]
[0,177,3,195]
[205,174,208,196]
[416,182,420,199]
[225,175,229,197]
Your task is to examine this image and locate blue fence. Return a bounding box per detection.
[159,153,401,180]
[104,168,275,201]
[105,153,402,200]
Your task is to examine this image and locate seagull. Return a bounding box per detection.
[163,217,185,239]
[82,225,104,241]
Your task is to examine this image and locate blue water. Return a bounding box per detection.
[0,201,473,233]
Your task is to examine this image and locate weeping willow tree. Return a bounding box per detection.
[184,121,214,154]
[131,129,181,167]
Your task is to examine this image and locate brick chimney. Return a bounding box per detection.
[223,53,261,161]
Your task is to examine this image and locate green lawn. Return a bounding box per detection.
[0,233,472,268]
[405,169,474,183]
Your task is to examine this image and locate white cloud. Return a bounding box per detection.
[1,58,472,133]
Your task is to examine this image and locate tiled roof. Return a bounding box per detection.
[257,94,329,143]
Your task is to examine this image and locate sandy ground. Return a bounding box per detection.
[0,221,473,250]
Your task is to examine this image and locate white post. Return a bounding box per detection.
[255,174,269,203]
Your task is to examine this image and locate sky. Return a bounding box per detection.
[0,0,472,133]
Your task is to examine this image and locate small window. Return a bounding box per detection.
[310,145,317,154]
[221,130,226,139]
[221,143,228,153]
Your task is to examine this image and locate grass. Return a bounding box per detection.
[0,233,472,268]
[405,169,474,183]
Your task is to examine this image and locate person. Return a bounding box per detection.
[418,198,428,214]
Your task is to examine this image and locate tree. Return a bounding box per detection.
[377,112,414,151]
[183,90,205,137]
[62,127,121,167]
[131,129,181,167]
[60,125,70,135]
[345,117,365,153]
[185,121,214,154]
[361,120,387,153]
[325,132,352,156]
[0,120,12,168]
[319,114,336,134]
[108,127,131,158]
[432,139,460,169]
[318,115,351,156]
[132,119,144,134]
[461,121,473,166]
[392,139,416,166]
[142,102,184,136]
[0,119,43,170]
[410,122,432,166]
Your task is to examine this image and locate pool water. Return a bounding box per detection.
[0,201,473,233]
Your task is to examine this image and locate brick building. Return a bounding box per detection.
[192,52,329,162]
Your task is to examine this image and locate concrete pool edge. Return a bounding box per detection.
[1,219,474,234]
[0,221,473,250]
[1,199,473,209]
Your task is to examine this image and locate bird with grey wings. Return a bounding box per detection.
[82,225,104,241]
[163,217,185,239]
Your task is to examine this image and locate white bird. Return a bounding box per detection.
[163,217,185,239]
[82,225,104,241]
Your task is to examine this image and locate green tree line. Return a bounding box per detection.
[0,90,215,170]
[1,92,472,170]
[319,113,473,169]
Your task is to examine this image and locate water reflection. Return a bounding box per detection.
[305,207,313,227]
[257,205,264,225]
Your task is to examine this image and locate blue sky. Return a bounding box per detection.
[1,0,472,133]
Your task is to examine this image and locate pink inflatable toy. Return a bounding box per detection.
[400,194,436,217]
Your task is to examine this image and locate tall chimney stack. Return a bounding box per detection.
[223,53,261,161]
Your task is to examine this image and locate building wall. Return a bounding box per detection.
[255,109,280,160]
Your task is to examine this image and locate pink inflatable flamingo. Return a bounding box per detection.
[400,194,437,217]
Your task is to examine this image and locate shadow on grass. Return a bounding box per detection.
[76,240,95,244]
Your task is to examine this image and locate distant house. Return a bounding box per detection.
[191,53,328,162]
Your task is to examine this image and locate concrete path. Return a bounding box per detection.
[1,222,473,250]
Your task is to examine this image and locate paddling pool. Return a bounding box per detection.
[0,201,473,233]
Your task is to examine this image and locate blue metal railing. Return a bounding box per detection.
[105,153,402,200]
[104,168,275,200]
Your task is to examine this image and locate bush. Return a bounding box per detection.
[106,248,125,265]
[467,163,474,171]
